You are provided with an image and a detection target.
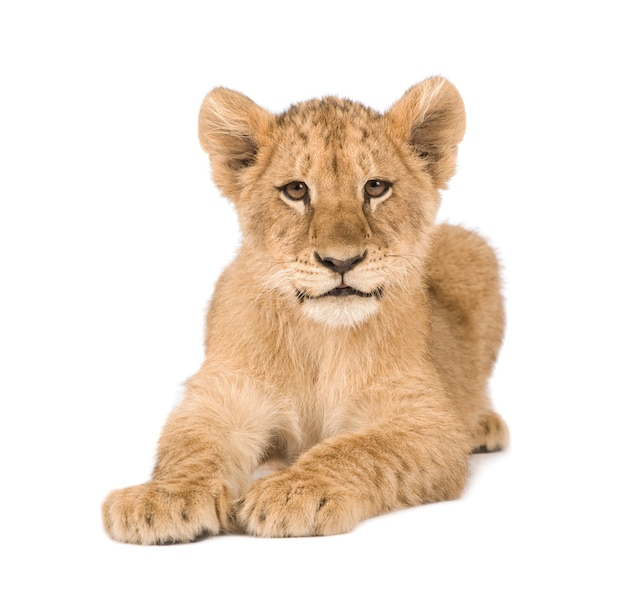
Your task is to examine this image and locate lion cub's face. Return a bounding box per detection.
[199,78,466,327]
[247,100,435,327]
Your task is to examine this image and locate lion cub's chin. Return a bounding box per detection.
[302,296,380,328]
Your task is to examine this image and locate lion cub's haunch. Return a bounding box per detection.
[102,77,508,543]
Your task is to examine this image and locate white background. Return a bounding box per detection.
[1,1,624,592]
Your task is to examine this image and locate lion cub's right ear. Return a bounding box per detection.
[198,88,272,200]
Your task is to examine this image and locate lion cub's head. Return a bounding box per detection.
[198,77,465,328]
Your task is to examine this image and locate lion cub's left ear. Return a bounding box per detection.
[198,88,272,200]
[387,77,466,189]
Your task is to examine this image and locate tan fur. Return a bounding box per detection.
[102,76,508,543]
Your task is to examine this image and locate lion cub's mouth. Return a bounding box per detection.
[298,284,383,300]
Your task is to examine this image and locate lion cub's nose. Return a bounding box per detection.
[314,251,367,275]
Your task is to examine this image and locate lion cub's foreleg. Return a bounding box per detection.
[236,395,470,537]
[102,417,232,544]
[102,373,280,544]
[103,379,470,541]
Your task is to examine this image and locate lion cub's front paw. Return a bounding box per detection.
[102,480,230,544]
[236,470,360,537]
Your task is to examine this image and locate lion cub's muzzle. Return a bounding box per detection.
[299,249,382,300]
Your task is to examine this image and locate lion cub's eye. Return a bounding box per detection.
[282,181,309,202]
[364,179,391,200]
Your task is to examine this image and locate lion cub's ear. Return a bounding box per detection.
[387,77,466,189]
[198,88,272,200]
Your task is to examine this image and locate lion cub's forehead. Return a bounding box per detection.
[276,96,382,138]
[271,97,393,177]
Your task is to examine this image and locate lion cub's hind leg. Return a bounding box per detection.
[428,224,509,454]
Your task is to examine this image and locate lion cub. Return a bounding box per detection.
[103,76,508,543]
